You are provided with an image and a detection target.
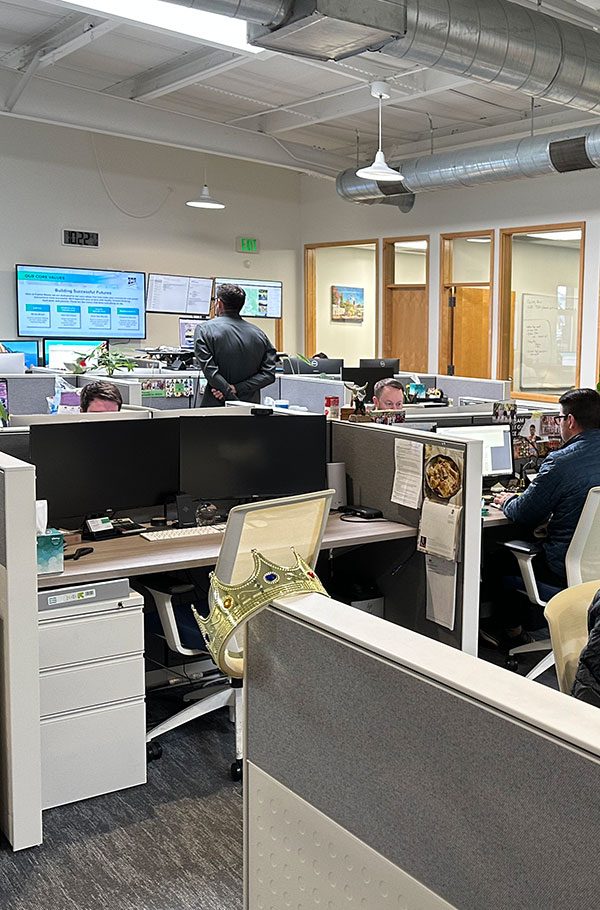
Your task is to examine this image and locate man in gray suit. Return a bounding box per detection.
[194,283,277,407]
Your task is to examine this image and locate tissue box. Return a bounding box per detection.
[37,529,64,575]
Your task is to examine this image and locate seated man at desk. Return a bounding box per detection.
[372,379,405,411]
[194,283,276,407]
[79,381,123,413]
[488,388,600,645]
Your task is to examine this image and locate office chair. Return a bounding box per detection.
[544,580,599,695]
[504,486,600,680]
[138,488,334,779]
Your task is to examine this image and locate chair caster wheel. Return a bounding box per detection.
[505,657,519,672]
[147,741,163,762]
[230,759,243,782]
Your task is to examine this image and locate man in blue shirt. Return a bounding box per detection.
[487,388,600,645]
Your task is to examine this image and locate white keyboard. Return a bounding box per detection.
[141,524,227,541]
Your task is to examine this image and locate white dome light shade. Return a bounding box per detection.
[356,89,403,183]
[356,149,404,182]
[186,184,225,209]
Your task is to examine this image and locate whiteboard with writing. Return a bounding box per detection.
[519,292,577,391]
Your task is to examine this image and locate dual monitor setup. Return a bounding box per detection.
[14,265,283,347]
[0,339,106,370]
[29,412,327,528]
[282,357,400,381]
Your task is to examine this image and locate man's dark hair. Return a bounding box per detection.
[559,388,600,430]
[80,381,123,412]
[217,283,246,314]
[373,378,405,398]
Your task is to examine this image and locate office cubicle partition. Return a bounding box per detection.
[331,421,482,653]
[244,596,600,910]
[6,375,66,415]
[0,453,42,850]
[275,376,347,413]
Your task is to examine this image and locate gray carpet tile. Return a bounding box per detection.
[0,702,242,910]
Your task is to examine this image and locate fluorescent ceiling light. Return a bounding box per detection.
[395,240,427,250]
[525,230,582,241]
[465,237,491,243]
[52,1,261,52]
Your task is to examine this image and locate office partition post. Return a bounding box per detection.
[0,454,42,850]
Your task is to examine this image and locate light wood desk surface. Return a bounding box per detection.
[38,513,417,590]
[482,505,510,527]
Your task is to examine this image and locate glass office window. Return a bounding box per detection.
[508,227,582,396]
[393,239,427,284]
[447,235,492,284]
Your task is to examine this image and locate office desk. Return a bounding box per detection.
[483,505,510,527]
[39,514,417,589]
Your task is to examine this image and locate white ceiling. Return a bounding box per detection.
[2,0,600,178]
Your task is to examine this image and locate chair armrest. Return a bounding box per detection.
[504,540,542,556]
[503,540,546,607]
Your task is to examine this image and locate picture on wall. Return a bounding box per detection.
[331,285,364,323]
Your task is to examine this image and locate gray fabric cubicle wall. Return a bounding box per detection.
[6,375,65,415]
[246,607,600,910]
[331,420,469,649]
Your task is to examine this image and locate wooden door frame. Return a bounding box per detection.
[382,235,430,364]
[439,229,495,376]
[498,221,586,402]
[304,239,379,357]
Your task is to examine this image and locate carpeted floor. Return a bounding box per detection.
[0,699,242,910]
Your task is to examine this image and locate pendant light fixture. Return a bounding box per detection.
[356,82,403,183]
[186,169,225,209]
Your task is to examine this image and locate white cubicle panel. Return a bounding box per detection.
[245,596,600,910]
[10,409,151,426]
[0,453,42,850]
[0,352,26,374]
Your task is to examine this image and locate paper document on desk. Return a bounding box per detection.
[417,500,462,560]
[425,555,457,630]
[391,438,423,509]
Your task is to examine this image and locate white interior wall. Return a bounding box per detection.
[314,246,376,362]
[0,119,301,355]
[300,170,600,386]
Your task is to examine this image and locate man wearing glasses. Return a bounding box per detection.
[487,388,600,646]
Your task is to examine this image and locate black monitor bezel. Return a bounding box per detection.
[213,277,283,319]
[146,272,213,317]
[16,264,147,339]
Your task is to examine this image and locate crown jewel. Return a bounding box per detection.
[193,548,328,677]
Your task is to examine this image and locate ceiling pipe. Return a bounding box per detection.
[337,125,600,206]
[159,0,292,26]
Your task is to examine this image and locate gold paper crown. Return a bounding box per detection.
[192,548,328,677]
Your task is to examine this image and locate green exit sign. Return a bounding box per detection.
[236,236,259,254]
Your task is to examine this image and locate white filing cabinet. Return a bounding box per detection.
[38,578,146,810]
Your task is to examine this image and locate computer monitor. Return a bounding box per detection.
[214,278,282,319]
[282,357,343,376]
[43,338,107,370]
[359,358,400,372]
[0,340,39,368]
[16,265,146,339]
[147,273,212,316]
[30,420,180,526]
[438,425,514,480]
[179,317,202,350]
[179,413,327,501]
[341,366,395,403]
[0,353,25,374]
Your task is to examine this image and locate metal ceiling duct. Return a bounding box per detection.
[337,126,600,206]
[160,0,292,26]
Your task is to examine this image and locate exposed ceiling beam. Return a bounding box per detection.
[0,13,117,71]
[227,71,471,134]
[0,66,342,177]
[105,48,256,102]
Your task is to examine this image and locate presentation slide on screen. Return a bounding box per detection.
[146,273,213,316]
[215,278,282,319]
[17,266,146,339]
